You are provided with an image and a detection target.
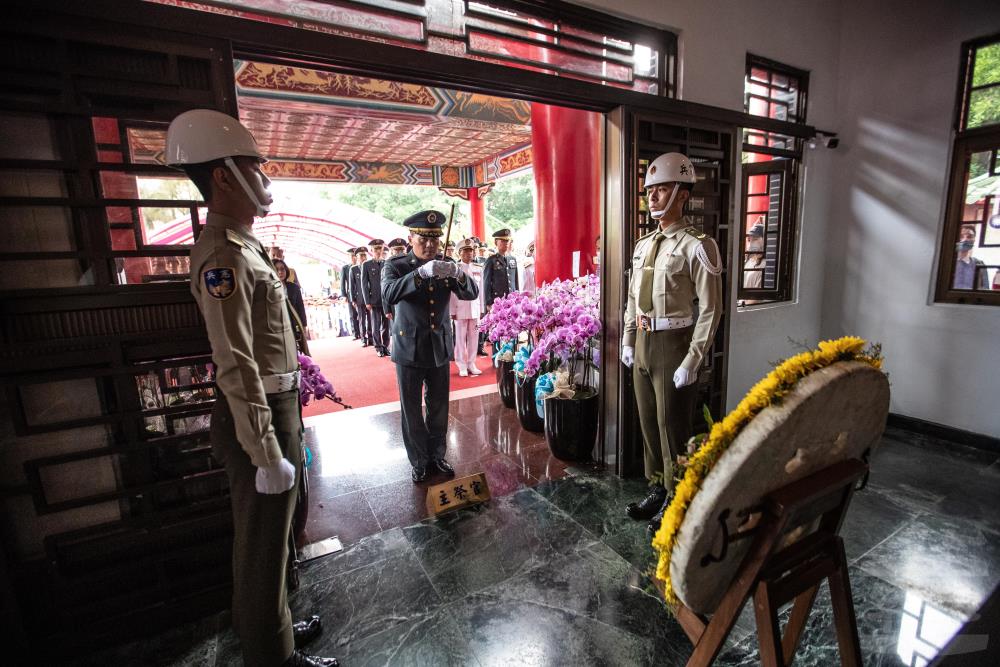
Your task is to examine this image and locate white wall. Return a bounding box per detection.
[822,0,1000,436]
[582,0,999,436]
[582,0,844,409]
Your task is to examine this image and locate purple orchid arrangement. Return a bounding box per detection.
[298,352,352,409]
[478,275,601,394]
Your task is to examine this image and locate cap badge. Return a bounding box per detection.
[427,212,438,223]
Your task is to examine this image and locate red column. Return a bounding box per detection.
[469,188,486,241]
[530,103,601,285]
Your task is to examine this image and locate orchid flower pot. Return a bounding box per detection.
[543,389,598,461]
[495,359,517,408]
[514,374,545,432]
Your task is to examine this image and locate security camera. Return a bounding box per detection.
[811,131,839,149]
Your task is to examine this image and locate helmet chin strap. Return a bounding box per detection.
[649,183,679,221]
[224,157,270,217]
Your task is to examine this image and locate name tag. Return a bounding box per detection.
[426,472,491,516]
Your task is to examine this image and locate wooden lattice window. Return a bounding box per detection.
[738,55,808,306]
[935,34,1000,306]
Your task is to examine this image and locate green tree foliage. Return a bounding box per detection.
[485,170,535,233]
[967,42,1000,130]
[324,184,470,231]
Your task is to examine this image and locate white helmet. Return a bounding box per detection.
[166,109,270,217]
[165,109,264,166]
[643,152,696,189]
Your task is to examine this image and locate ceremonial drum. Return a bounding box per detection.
[670,361,890,614]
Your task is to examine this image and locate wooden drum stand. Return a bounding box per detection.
[662,459,867,667]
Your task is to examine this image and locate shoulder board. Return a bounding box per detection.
[684,227,708,240]
[636,230,657,242]
[225,229,252,250]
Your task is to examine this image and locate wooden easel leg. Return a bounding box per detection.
[781,583,820,663]
[753,583,784,667]
[827,543,862,667]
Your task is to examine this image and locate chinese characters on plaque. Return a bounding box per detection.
[425,472,491,516]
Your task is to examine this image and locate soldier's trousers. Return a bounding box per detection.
[347,300,359,337]
[369,304,389,352]
[633,326,698,492]
[211,389,303,667]
[354,301,371,343]
[395,362,450,467]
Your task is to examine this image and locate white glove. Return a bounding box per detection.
[433,260,459,278]
[255,457,296,494]
[621,345,634,368]
[673,367,695,389]
[417,262,435,279]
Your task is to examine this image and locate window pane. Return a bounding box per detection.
[967,85,1000,129]
[972,42,1000,87]
[953,146,1000,291]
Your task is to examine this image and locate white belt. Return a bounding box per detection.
[262,370,300,394]
[638,315,694,332]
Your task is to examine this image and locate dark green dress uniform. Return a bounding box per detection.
[349,252,372,345]
[190,212,303,667]
[340,250,359,338]
[382,211,479,472]
[482,229,519,307]
[361,240,389,356]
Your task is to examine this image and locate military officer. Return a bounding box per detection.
[621,152,724,533]
[361,238,390,357]
[521,239,537,295]
[474,242,488,265]
[350,246,372,347]
[450,238,484,376]
[339,248,359,339]
[382,210,479,483]
[168,109,336,667]
[387,237,407,258]
[482,228,519,309]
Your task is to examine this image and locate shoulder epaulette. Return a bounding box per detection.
[636,230,657,242]
[225,229,252,250]
[683,226,708,240]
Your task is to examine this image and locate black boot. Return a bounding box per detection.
[647,496,673,533]
[284,650,339,666]
[293,615,322,648]
[625,485,666,521]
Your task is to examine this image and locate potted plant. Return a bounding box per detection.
[527,275,601,461]
[479,292,525,410]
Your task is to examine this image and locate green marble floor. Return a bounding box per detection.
[69,417,1000,666]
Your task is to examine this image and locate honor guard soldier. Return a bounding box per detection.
[168,109,336,667]
[382,210,479,483]
[482,228,519,310]
[361,238,390,356]
[450,238,485,376]
[340,248,360,339]
[621,152,724,533]
[350,246,372,347]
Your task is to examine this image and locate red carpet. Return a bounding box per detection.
[301,336,496,417]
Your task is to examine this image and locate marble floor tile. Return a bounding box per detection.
[289,547,443,651]
[840,486,913,563]
[402,488,595,602]
[302,489,381,545]
[299,526,411,587]
[716,566,968,667]
[856,512,1000,616]
[933,461,1000,536]
[363,478,432,531]
[339,608,481,667]
[535,470,657,571]
[449,590,672,667]
[452,452,533,497]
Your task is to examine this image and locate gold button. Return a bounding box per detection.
[429,299,435,304]
[429,286,434,292]
[431,324,436,329]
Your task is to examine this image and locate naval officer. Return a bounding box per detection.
[621,152,724,533]
[168,109,336,667]
[381,210,479,483]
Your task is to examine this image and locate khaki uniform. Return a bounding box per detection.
[623,218,723,488]
[190,212,301,667]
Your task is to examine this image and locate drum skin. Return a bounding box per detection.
[670,361,890,614]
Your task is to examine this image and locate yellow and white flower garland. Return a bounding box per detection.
[651,336,884,607]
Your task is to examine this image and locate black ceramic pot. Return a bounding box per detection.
[543,390,598,461]
[514,374,544,432]
[495,359,516,409]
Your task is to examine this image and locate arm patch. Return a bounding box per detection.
[204,267,237,299]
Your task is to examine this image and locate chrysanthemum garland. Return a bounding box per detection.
[651,336,884,607]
